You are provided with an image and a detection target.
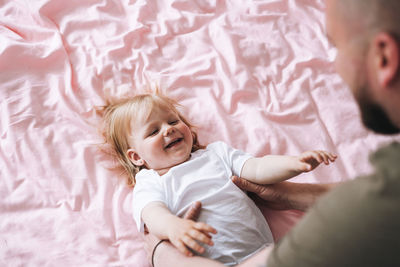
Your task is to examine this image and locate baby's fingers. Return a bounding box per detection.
[313,151,325,163]
[317,151,330,164]
[182,234,207,254]
[300,151,323,166]
[327,152,338,161]
[194,222,217,235]
[174,239,193,257]
[188,228,214,246]
[319,151,337,164]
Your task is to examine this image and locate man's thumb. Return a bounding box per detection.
[231,175,259,193]
[183,201,202,221]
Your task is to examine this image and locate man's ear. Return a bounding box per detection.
[373,32,399,88]
[127,149,145,166]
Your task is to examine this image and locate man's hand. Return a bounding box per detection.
[183,201,202,221]
[231,176,335,211]
[232,176,292,210]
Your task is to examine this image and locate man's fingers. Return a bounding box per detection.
[183,201,202,221]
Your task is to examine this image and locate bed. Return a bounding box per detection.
[1,0,399,266]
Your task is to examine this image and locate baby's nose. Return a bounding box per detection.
[163,125,175,136]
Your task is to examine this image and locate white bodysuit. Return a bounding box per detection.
[132,141,274,265]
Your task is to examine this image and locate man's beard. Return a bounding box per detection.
[356,85,399,134]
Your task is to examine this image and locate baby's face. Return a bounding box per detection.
[128,107,193,175]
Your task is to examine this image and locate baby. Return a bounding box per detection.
[101,91,336,265]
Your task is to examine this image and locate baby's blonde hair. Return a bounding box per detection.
[100,92,204,187]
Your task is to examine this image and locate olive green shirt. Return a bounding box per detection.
[267,142,400,267]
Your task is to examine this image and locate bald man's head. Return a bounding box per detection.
[326,0,400,134]
[337,0,400,40]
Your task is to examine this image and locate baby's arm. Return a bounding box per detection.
[240,150,337,184]
[141,201,217,256]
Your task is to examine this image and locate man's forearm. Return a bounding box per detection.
[154,241,273,267]
[237,245,274,267]
[283,182,337,211]
[231,176,338,212]
[154,241,225,267]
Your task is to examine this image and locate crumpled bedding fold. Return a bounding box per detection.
[1,0,399,266]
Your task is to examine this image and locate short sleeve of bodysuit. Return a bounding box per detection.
[132,169,165,232]
[207,141,252,177]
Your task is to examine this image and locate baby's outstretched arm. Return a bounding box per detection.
[141,202,217,256]
[241,150,337,184]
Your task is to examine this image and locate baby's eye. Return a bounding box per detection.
[148,129,159,136]
[169,120,179,125]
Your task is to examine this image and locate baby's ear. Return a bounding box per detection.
[127,149,145,166]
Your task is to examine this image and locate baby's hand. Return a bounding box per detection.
[297,150,337,172]
[167,217,217,256]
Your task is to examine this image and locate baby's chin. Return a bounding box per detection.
[170,153,192,166]
[154,154,192,176]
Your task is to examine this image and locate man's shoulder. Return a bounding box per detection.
[267,164,400,267]
[370,141,400,172]
[314,158,400,229]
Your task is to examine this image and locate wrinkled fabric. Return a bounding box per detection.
[1,0,399,266]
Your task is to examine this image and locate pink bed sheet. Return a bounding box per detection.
[1,0,399,266]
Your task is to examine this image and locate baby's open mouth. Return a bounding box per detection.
[165,138,183,149]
